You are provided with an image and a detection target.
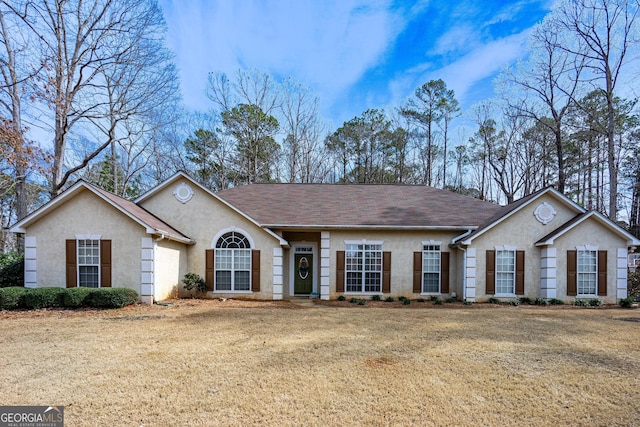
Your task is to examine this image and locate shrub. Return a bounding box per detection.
[463,300,473,305]
[349,297,359,304]
[429,295,439,302]
[24,287,66,309]
[548,298,564,305]
[63,287,94,308]
[509,299,520,306]
[337,295,346,301]
[534,297,549,306]
[0,287,28,309]
[519,297,532,305]
[433,297,442,305]
[445,297,457,303]
[182,273,207,296]
[402,298,411,305]
[371,294,381,301]
[416,298,426,302]
[573,299,589,307]
[398,296,409,303]
[589,299,604,307]
[487,297,499,304]
[385,296,395,302]
[90,288,139,308]
[0,252,24,288]
[357,299,366,306]
[619,297,636,308]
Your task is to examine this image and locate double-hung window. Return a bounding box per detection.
[422,245,441,293]
[78,239,100,288]
[577,250,597,296]
[495,249,516,295]
[345,243,382,293]
[215,232,251,291]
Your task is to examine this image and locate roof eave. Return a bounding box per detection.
[149,228,196,245]
[264,224,479,231]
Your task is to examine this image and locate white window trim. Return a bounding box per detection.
[576,246,598,297]
[495,246,516,296]
[421,243,441,295]
[212,226,255,249]
[213,229,254,293]
[344,241,383,293]
[344,239,384,246]
[77,239,101,288]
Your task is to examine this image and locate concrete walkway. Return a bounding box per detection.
[287,298,318,308]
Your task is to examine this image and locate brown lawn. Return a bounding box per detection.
[1,300,640,426]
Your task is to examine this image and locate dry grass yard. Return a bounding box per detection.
[1,300,640,426]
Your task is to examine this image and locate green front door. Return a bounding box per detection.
[294,253,313,294]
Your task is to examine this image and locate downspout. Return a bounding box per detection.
[452,230,473,303]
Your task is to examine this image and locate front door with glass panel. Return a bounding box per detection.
[294,251,313,295]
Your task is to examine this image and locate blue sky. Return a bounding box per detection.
[158,0,553,128]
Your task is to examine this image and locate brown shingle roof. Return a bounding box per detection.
[90,183,192,242]
[216,183,502,228]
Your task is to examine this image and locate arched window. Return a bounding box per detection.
[215,231,251,291]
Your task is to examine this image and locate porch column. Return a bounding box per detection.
[140,237,154,304]
[540,247,557,299]
[320,231,331,300]
[617,248,629,299]
[24,236,37,288]
[465,248,476,302]
[273,247,284,300]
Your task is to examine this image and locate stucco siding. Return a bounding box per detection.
[327,230,461,299]
[140,178,281,299]
[469,193,627,303]
[25,190,145,293]
[156,239,188,300]
[547,219,628,303]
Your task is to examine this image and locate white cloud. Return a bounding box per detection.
[159,0,406,113]
[429,30,531,103]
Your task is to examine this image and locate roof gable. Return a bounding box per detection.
[453,187,586,245]
[536,210,640,246]
[10,181,193,244]
[137,172,288,246]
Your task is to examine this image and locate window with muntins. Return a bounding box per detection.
[346,244,382,293]
[422,245,440,293]
[215,232,251,291]
[577,250,597,295]
[78,239,100,288]
[496,250,515,294]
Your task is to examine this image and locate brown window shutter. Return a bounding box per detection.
[336,251,345,293]
[382,251,391,293]
[597,250,607,296]
[413,252,422,293]
[66,239,77,288]
[441,252,450,294]
[515,250,524,295]
[205,249,214,291]
[567,250,577,296]
[100,240,112,288]
[486,250,495,295]
[251,250,261,292]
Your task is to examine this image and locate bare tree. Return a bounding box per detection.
[498,16,585,194]
[554,0,639,220]
[4,0,173,197]
[279,78,326,183]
